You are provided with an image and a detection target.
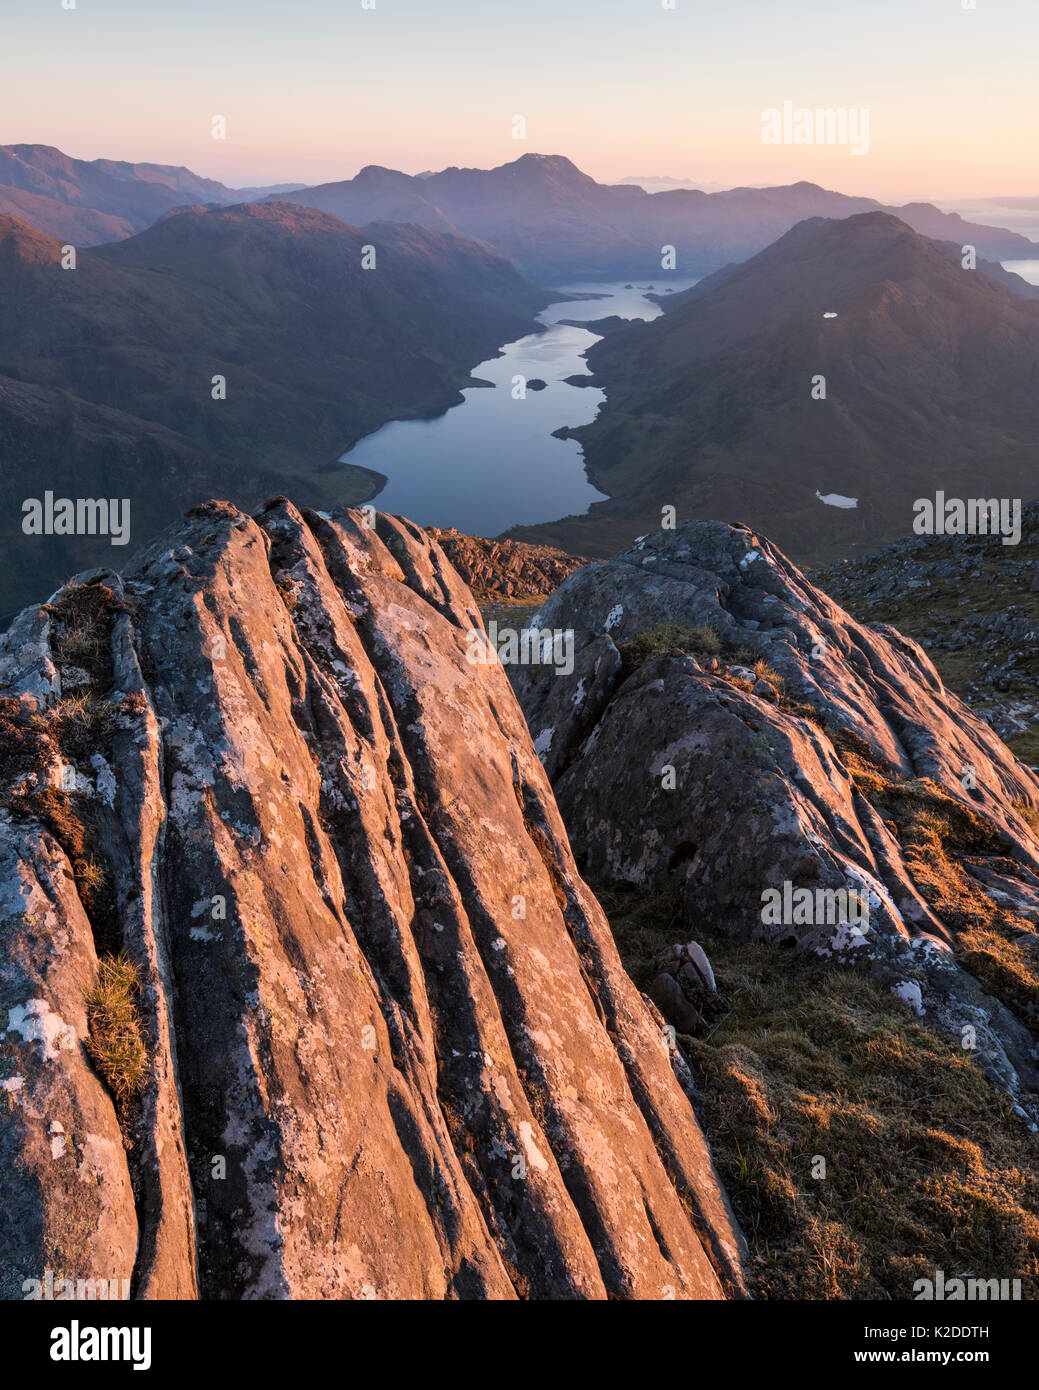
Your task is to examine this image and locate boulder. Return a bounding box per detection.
[513,522,1039,1111]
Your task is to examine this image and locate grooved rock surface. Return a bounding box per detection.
[512,522,1039,1111]
[0,500,745,1301]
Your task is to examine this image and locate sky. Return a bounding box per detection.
[1,0,1036,200]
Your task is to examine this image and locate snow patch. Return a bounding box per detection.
[815,491,858,509]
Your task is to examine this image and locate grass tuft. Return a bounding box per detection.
[44,581,131,687]
[753,658,785,692]
[85,952,148,1110]
[619,620,722,673]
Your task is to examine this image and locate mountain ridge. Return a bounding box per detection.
[0,203,554,613]
[0,143,306,245]
[270,153,1039,279]
[509,211,1039,563]
[4,143,1035,276]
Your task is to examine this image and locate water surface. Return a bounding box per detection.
[1003,259,1039,286]
[337,279,698,535]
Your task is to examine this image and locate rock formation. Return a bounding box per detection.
[512,521,1039,1115]
[426,528,589,603]
[0,500,745,1301]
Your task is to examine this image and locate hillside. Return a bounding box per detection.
[0,204,553,613]
[510,213,1039,563]
[4,504,1038,1300]
[814,504,1039,766]
[0,144,299,245]
[426,528,590,601]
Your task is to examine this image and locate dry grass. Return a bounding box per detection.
[44,580,131,686]
[48,693,116,762]
[74,856,106,896]
[596,725,1039,1301]
[0,691,115,784]
[598,881,1039,1301]
[753,658,785,692]
[85,952,149,1111]
[833,729,1039,1019]
[119,690,149,717]
[0,696,56,784]
[3,786,121,954]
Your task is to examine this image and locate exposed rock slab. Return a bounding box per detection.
[0,502,745,1300]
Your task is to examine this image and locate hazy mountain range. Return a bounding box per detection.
[0,143,305,244]
[272,152,1039,279]
[2,144,1036,281]
[616,175,729,193]
[4,140,1039,600]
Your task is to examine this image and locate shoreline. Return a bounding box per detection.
[333,283,635,526]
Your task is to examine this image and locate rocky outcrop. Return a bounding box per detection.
[512,522,1039,1114]
[426,528,589,603]
[0,500,745,1301]
[814,502,1039,753]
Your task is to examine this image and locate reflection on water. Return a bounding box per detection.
[337,279,698,536]
[1002,259,1039,286]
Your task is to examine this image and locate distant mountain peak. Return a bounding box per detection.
[503,151,592,178]
[353,163,418,185]
[511,152,578,167]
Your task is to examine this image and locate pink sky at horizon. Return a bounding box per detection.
[2,0,1037,205]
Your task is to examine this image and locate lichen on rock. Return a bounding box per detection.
[0,500,746,1301]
